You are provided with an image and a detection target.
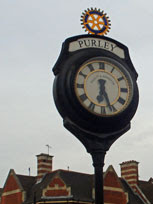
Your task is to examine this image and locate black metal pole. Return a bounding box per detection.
[34,192,36,204]
[91,151,106,204]
[63,119,130,204]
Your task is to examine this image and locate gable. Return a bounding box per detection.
[43,175,71,197]
[2,170,23,193]
[104,165,128,204]
[104,166,123,188]
[1,170,24,204]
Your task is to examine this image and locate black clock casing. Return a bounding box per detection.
[53,35,139,136]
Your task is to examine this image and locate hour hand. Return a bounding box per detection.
[96,79,106,103]
[97,95,104,103]
[97,79,112,111]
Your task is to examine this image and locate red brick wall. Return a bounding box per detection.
[44,177,70,197]
[1,175,23,204]
[104,169,127,204]
[45,189,69,197]
[1,192,22,204]
[104,170,122,188]
[49,177,65,187]
[3,175,19,192]
[104,190,127,204]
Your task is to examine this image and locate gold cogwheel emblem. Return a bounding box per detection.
[81,8,111,35]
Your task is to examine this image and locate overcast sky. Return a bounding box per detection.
[0,0,153,186]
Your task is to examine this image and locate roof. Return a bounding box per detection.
[24,170,93,203]
[138,180,153,203]
[0,188,3,196]
[120,178,144,204]
[24,170,58,203]
[57,170,93,201]
[1,168,149,204]
[23,170,146,204]
[16,174,36,198]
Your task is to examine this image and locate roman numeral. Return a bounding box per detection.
[111,67,115,73]
[118,97,126,105]
[110,105,117,112]
[87,64,94,72]
[77,83,84,89]
[80,94,87,102]
[79,71,87,78]
[88,102,95,111]
[118,76,124,81]
[99,62,105,70]
[121,88,128,93]
[101,106,106,114]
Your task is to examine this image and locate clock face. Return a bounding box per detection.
[74,57,133,116]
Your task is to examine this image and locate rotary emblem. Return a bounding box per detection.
[81,8,111,35]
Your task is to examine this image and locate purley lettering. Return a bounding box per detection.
[78,39,117,52]
[68,37,125,59]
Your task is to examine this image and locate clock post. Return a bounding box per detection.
[52,8,139,204]
[64,118,130,204]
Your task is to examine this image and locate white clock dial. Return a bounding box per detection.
[75,58,133,116]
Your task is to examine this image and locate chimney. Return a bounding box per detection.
[36,153,53,181]
[120,160,139,187]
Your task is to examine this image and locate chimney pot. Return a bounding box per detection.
[36,153,53,181]
[120,160,139,188]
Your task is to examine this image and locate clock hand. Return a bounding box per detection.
[97,79,112,111]
[103,91,112,112]
[96,79,106,103]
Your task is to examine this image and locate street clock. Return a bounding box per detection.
[53,35,139,136]
[52,9,139,204]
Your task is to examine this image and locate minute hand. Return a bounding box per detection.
[103,91,112,111]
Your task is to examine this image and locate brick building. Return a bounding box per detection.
[0,153,153,204]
